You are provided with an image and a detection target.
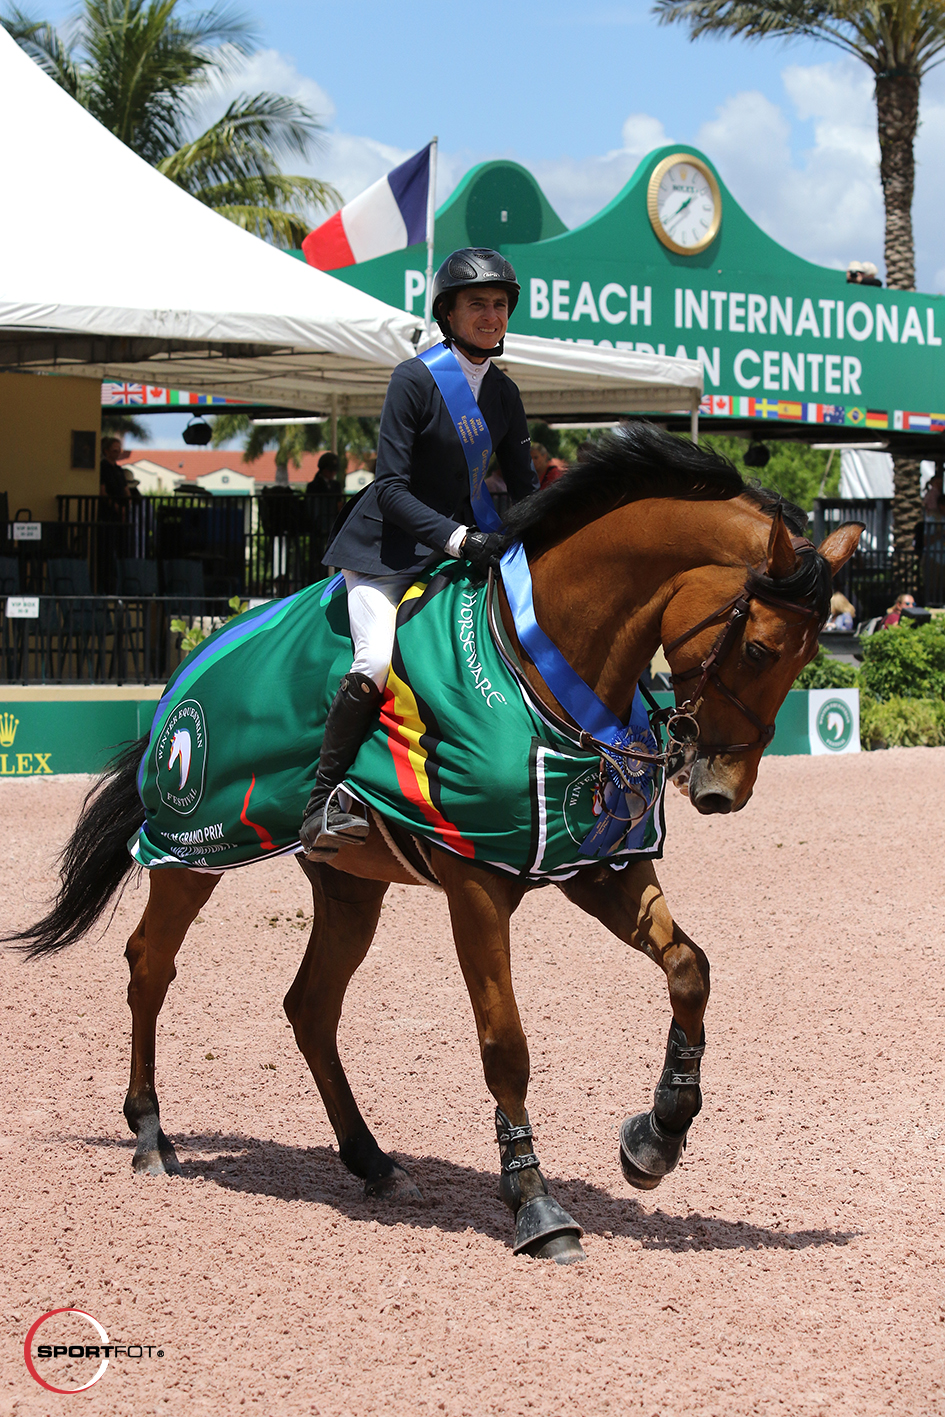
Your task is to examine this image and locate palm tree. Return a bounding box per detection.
[654,0,941,588]
[211,413,379,482]
[4,0,340,246]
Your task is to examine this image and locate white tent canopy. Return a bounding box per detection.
[0,28,702,420]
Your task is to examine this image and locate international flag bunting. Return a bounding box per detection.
[101,383,243,408]
[102,382,145,405]
[302,143,433,271]
[865,410,889,429]
[845,407,866,427]
[802,403,822,422]
[821,405,845,425]
[754,398,780,419]
[700,394,733,416]
[778,401,802,420]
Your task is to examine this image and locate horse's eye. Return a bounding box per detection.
[744,641,768,665]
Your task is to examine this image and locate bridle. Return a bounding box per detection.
[576,559,824,773]
[660,575,823,755]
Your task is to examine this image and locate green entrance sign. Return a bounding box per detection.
[315,147,945,437]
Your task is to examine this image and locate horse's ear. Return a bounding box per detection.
[766,507,797,580]
[818,521,865,576]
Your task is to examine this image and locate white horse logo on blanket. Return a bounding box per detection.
[168,729,192,790]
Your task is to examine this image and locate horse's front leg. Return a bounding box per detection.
[434,851,585,1264]
[559,860,710,1191]
[124,868,221,1175]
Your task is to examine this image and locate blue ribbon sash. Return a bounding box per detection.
[417,343,503,533]
[500,541,660,857]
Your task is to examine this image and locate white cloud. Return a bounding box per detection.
[695,64,883,270]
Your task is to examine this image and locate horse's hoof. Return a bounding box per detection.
[619,1150,663,1190]
[365,1164,423,1203]
[619,1110,688,1190]
[132,1119,182,1176]
[521,1232,587,1264]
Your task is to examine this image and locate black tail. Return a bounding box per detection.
[6,734,148,960]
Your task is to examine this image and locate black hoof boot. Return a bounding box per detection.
[513,1194,585,1262]
[619,1019,705,1190]
[619,1110,689,1190]
[496,1108,585,1264]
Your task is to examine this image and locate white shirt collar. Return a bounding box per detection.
[451,343,491,400]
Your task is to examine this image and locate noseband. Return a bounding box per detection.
[659,573,822,756]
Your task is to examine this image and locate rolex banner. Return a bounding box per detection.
[131,568,665,879]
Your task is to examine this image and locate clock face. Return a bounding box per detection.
[647,156,722,255]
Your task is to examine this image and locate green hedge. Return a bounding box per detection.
[793,632,945,748]
[859,694,945,749]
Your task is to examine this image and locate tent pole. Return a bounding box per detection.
[330,394,338,455]
[423,138,438,339]
[690,397,699,445]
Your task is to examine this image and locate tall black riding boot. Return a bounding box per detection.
[300,672,382,856]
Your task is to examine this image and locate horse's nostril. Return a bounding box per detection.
[692,791,733,816]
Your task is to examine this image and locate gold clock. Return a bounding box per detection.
[647,154,722,256]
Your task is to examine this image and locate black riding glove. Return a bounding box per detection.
[461,530,505,575]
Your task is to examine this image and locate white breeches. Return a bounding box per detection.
[343,570,417,689]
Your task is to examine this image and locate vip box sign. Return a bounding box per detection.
[808,689,860,755]
[11,522,41,541]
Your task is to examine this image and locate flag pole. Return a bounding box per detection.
[423,137,438,340]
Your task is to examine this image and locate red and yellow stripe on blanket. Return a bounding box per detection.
[346,569,666,882]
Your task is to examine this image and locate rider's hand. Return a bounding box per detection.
[462,530,505,575]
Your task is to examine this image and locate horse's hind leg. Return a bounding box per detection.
[559,860,710,1190]
[124,869,220,1175]
[285,859,419,1200]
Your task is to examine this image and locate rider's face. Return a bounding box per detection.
[448,287,509,356]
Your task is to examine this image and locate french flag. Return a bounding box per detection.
[302,143,432,271]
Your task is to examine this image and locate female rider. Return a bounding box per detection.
[300,247,539,855]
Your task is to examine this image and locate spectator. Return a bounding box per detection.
[882,593,916,628]
[923,470,945,517]
[846,260,882,287]
[825,592,855,632]
[306,450,343,539]
[530,441,566,489]
[99,436,130,518]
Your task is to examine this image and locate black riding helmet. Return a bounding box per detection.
[431,248,520,357]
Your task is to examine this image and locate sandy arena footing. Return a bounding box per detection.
[1,748,943,1416]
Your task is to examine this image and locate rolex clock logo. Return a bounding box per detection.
[815,697,854,751]
[155,700,207,814]
[0,713,18,746]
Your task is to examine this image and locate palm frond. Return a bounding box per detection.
[158,92,332,189]
[2,5,84,94]
[197,201,318,248]
[653,0,945,72]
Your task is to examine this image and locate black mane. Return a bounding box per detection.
[503,422,809,543]
[501,422,829,616]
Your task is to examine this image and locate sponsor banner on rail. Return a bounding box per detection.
[807,688,860,756]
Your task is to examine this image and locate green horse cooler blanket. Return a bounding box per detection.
[132,565,665,881]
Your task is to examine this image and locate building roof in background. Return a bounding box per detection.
[126,450,322,485]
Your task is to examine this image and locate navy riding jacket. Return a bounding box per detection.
[324,351,538,577]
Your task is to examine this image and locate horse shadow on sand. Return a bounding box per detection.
[82,1130,858,1253]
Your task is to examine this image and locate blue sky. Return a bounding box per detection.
[35,0,945,446]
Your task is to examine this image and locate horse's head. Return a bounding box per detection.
[661,513,864,815]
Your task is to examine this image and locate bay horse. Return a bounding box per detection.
[9,426,863,1265]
